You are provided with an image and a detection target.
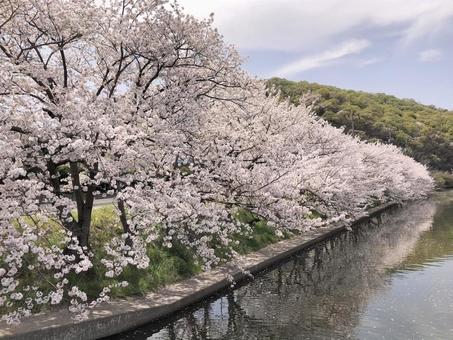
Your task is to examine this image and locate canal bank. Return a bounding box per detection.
[0,202,398,340]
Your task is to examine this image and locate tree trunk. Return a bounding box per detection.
[69,162,93,250]
[118,198,134,247]
[79,187,94,249]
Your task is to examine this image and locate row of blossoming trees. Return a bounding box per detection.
[0,0,432,323]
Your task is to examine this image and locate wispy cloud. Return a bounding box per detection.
[402,3,453,45]
[418,49,443,62]
[181,0,453,51]
[358,57,383,67]
[273,39,370,77]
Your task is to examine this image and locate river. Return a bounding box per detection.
[108,191,453,339]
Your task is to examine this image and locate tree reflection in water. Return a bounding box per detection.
[110,199,446,340]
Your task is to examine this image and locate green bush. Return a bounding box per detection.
[432,171,453,189]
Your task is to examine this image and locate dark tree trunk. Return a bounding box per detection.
[79,187,94,249]
[69,162,94,250]
[118,198,133,247]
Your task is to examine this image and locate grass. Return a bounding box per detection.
[232,209,285,254]
[69,239,202,300]
[73,206,289,300]
[65,206,205,299]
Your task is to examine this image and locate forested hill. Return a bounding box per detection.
[268,78,453,171]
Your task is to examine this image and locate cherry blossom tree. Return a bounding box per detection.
[0,0,253,322]
[0,0,432,324]
[203,88,433,232]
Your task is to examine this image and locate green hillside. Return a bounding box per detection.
[268,78,453,173]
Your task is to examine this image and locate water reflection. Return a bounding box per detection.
[109,193,453,340]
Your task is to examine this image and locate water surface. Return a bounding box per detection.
[109,191,453,339]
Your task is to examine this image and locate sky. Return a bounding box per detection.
[179,0,453,109]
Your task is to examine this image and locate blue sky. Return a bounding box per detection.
[180,0,453,109]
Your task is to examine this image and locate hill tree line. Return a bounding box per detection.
[268,78,453,174]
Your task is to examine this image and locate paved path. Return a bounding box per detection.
[93,197,114,208]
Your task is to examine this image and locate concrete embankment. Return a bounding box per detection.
[0,202,397,340]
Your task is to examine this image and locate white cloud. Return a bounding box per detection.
[418,49,443,62]
[402,2,453,45]
[179,0,453,51]
[358,57,383,67]
[273,39,370,77]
